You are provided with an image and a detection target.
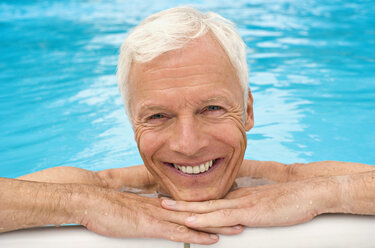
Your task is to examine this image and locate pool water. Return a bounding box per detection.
[1,0,374,178]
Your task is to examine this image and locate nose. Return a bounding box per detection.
[168,116,209,156]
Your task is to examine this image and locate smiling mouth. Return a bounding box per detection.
[166,159,221,175]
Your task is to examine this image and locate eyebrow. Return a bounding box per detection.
[200,96,233,105]
[137,104,169,116]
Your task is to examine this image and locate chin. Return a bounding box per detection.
[167,185,229,202]
[155,157,238,201]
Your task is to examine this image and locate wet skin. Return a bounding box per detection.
[128,33,254,201]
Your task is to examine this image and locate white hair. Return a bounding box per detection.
[117,6,249,119]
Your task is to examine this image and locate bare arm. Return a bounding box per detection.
[0,177,83,232]
[0,177,222,244]
[238,160,375,182]
[18,165,155,190]
[162,169,375,230]
[336,170,375,215]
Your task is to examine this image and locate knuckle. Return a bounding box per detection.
[188,212,195,218]
[220,209,232,217]
[166,225,190,243]
[176,225,188,233]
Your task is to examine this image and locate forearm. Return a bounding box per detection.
[0,177,86,232]
[335,170,375,215]
[286,161,375,181]
[298,170,375,216]
[239,160,375,182]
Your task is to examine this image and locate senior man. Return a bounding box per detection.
[1,7,375,245]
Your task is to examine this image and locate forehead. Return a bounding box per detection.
[128,33,242,112]
[131,33,235,75]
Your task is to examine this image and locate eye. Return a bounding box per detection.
[149,113,165,120]
[146,113,168,124]
[202,105,225,116]
[207,105,222,111]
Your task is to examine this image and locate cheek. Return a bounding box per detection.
[210,121,246,151]
[136,129,163,159]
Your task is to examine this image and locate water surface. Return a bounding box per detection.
[1,0,374,177]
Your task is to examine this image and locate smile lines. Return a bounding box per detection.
[173,160,215,174]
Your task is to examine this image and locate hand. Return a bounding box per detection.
[75,185,243,244]
[161,177,338,229]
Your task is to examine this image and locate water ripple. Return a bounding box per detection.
[1,0,374,177]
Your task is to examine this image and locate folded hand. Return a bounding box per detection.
[78,186,243,244]
[162,177,337,229]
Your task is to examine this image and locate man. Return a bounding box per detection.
[1,7,374,245]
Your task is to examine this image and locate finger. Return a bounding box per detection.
[225,188,253,199]
[157,208,243,235]
[147,220,219,245]
[199,225,244,235]
[157,207,191,224]
[184,209,244,228]
[162,198,241,213]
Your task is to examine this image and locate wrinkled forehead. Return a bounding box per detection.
[128,33,239,96]
[134,33,236,74]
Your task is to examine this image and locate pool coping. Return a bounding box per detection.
[1,214,374,248]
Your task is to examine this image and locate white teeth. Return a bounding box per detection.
[173,159,216,175]
[205,162,209,171]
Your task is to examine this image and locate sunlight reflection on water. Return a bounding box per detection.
[0,0,374,177]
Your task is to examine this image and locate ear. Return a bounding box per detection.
[244,89,254,131]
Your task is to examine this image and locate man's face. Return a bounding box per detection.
[128,33,253,201]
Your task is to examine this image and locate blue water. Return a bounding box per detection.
[1,0,374,178]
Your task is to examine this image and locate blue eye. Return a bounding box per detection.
[150,113,165,119]
[201,105,225,116]
[207,105,222,111]
[145,113,168,124]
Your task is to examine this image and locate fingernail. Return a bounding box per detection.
[210,234,218,240]
[186,216,196,223]
[233,225,242,230]
[163,199,176,206]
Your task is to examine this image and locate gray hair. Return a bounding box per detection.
[117,6,249,119]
